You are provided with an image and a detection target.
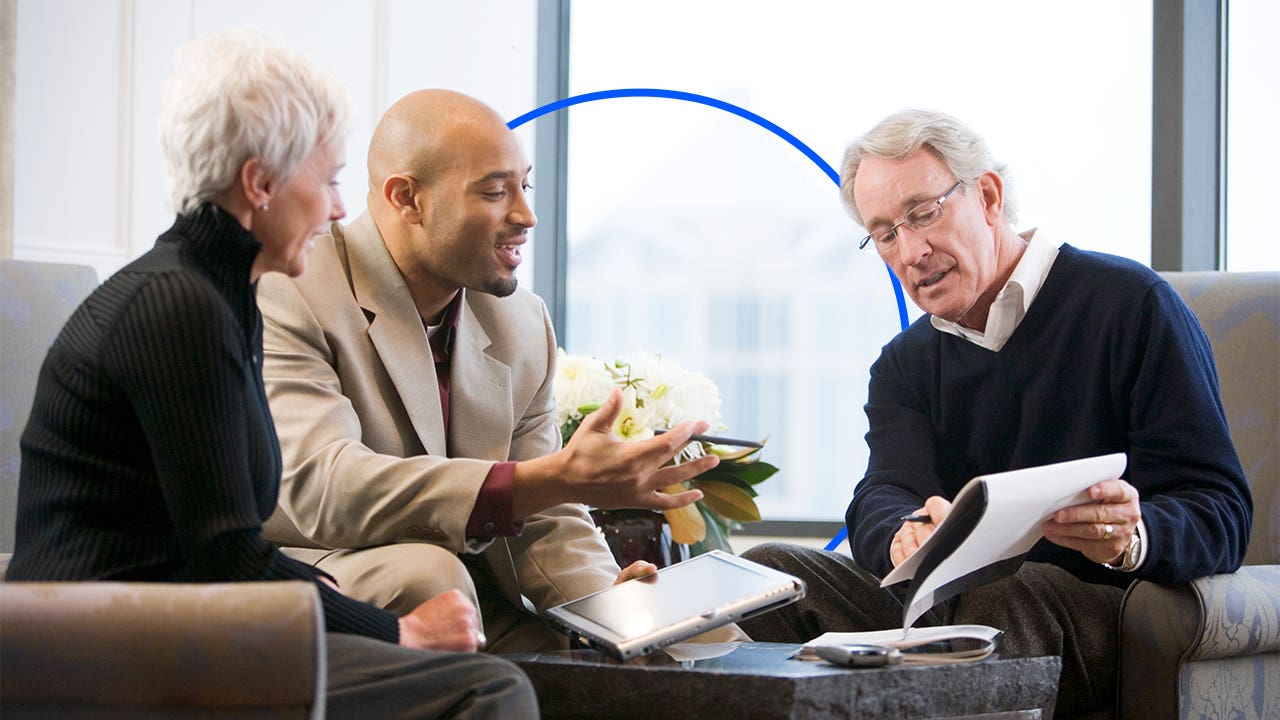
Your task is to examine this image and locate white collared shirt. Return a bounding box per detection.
[930,228,1058,351]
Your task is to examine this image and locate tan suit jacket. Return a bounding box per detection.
[258,212,619,614]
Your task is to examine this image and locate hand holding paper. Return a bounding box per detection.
[881,453,1128,629]
[1041,477,1142,564]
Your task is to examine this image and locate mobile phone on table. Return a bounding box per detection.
[815,643,904,668]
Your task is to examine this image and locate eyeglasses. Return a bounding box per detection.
[859,180,964,251]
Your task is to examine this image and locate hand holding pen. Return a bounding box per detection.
[890,496,952,568]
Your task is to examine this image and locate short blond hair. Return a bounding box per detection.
[158,28,350,215]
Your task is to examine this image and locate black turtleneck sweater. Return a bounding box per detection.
[8,205,398,642]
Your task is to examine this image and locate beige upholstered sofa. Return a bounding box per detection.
[0,259,326,718]
[0,572,325,719]
[1118,271,1280,719]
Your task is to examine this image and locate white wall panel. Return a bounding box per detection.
[130,0,194,264]
[186,0,378,223]
[14,0,127,276]
[13,0,540,282]
[386,0,537,121]
[384,0,540,288]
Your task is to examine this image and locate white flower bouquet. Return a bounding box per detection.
[554,350,778,554]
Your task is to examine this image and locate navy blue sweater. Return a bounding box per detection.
[848,245,1252,587]
[8,205,399,642]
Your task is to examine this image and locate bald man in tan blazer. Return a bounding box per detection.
[259,89,738,652]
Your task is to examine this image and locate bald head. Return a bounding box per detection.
[363,89,534,322]
[367,89,509,197]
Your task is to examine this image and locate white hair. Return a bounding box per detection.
[840,109,1017,228]
[158,28,350,215]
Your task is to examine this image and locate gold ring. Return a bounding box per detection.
[1103,524,1114,540]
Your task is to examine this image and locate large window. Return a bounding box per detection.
[1226,0,1280,271]
[563,1,1152,521]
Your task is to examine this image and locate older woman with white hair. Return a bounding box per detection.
[6,27,536,719]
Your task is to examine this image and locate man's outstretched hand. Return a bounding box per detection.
[513,388,718,516]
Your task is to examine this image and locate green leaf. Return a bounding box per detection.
[692,474,758,497]
[697,481,762,522]
[559,418,581,447]
[720,460,779,486]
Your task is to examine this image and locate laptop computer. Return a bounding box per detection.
[544,549,806,660]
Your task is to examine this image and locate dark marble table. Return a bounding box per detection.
[502,642,1060,720]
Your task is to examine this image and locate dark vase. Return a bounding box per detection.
[589,508,691,569]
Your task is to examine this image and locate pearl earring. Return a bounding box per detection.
[260,203,269,212]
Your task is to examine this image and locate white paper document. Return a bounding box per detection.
[881,453,1128,629]
[797,624,1003,664]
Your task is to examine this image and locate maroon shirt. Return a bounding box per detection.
[427,291,521,539]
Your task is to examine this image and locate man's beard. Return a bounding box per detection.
[483,274,518,297]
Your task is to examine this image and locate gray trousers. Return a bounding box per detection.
[287,543,567,653]
[326,632,537,719]
[738,543,1123,719]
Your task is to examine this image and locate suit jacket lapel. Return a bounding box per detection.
[448,302,520,607]
[449,298,514,459]
[343,214,448,456]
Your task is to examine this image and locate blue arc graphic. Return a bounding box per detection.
[509,87,908,552]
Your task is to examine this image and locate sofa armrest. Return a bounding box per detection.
[1,580,325,718]
[1119,565,1280,719]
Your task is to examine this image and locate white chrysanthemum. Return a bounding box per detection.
[555,351,730,461]
[553,350,615,430]
[622,354,724,462]
[626,354,723,429]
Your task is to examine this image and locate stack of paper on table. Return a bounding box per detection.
[796,624,1003,665]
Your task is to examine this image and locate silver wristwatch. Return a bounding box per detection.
[1103,527,1142,572]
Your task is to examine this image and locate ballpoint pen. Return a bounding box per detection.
[899,514,933,523]
[653,429,763,448]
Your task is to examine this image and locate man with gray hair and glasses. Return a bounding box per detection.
[739,109,1251,717]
